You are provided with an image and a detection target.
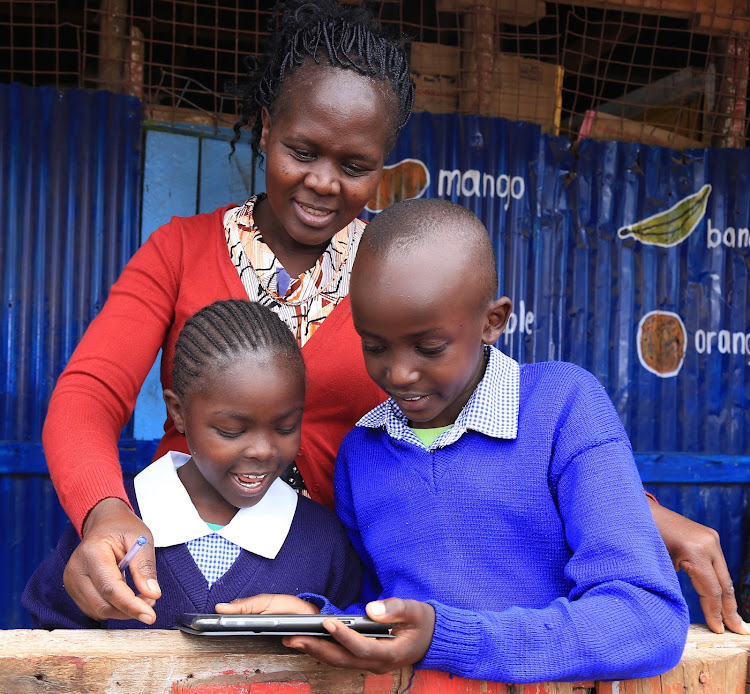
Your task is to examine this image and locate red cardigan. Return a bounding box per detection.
[43,205,387,532]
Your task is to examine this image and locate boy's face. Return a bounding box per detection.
[165,356,305,524]
[351,247,510,429]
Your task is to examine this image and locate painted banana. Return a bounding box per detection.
[617,184,711,247]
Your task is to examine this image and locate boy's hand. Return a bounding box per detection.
[63,498,160,624]
[650,499,750,635]
[216,594,319,614]
[282,598,435,675]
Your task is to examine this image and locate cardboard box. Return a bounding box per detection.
[410,43,563,131]
[460,54,564,134]
[410,43,460,114]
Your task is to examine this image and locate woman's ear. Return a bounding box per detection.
[163,389,186,435]
[482,296,513,345]
[259,106,272,154]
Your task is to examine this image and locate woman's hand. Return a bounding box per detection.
[650,498,750,634]
[63,498,161,624]
[215,594,320,614]
[282,598,435,675]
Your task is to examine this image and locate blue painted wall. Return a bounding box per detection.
[2,89,748,627]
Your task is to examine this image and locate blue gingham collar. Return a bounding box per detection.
[357,345,520,450]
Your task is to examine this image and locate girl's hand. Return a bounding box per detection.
[650,499,750,635]
[282,598,435,675]
[63,498,160,624]
[215,594,320,614]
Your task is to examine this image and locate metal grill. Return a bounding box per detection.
[1,0,748,147]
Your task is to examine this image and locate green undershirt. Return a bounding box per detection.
[409,424,453,447]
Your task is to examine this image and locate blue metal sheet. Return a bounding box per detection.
[370,113,750,622]
[3,99,750,628]
[370,113,750,459]
[0,83,141,626]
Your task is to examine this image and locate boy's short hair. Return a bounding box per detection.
[360,198,499,305]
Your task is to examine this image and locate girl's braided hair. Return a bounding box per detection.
[228,0,414,162]
[172,299,304,401]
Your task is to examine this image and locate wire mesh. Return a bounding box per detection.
[1,0,748,147]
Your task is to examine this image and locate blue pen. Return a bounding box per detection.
[118,536,148,574]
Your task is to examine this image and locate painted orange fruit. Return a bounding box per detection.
[365,158,430,213]
[636,311,687,377]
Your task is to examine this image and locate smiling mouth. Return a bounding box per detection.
[392,393,429,404]
[297,201,334,218]
[233,472,269,491]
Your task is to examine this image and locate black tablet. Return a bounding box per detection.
[177,613,395,638]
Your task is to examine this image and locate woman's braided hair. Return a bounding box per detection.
[228,0,414,162]
[172,299,304,401]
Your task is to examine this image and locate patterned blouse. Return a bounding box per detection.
[224,194,366,347]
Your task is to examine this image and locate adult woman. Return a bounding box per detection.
[44,0,744,635]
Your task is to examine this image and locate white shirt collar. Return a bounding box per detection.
[134,451,298,559]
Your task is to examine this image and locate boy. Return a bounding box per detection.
[228,199,690,683]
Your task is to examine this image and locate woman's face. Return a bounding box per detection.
[257,65,395,253]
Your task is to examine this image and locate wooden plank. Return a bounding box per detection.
[578,110,704,149]
[0,630,406,694]
[3,626,750,694]
[436,0,546,25]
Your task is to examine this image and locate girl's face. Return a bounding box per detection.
[257,65,394,254]
[166,354,305,524]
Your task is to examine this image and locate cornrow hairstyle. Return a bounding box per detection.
[172,299,305,401]
[228,0,414,161]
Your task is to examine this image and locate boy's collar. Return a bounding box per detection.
[357,346,520,449]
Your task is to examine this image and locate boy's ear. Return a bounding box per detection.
[482,296,513,345]
[259,106,272,154]
[163,389,186,435]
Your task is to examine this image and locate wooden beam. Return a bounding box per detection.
[436,0,546,26]
[1,626,750,694]
[98,0,128,93]
[710,35,750,147]
[0,629,406,694]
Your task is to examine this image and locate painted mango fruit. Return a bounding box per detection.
[618,184,711,247]
[637,310,687,377]
[365,158,430,213]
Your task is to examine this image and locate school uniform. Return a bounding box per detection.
[303,347,689,683]
[23,452,361,629]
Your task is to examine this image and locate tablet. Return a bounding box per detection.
[177,613,395,638]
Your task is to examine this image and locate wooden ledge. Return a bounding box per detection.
[1,624,749,693]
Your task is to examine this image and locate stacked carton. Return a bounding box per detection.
[410,41,564,134]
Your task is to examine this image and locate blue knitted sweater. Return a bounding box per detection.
[324,360,689,683]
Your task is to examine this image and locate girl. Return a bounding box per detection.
[44,0,412,625]
[24,300,360,628]
[44,0,743,635]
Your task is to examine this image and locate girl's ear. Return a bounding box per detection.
[482,296,513,345]
[163,389,186,434]
[259,106,272,154]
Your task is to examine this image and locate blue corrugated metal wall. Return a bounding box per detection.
[0,83,142,626]
[2,94,748,628]
[365,114,750,621]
